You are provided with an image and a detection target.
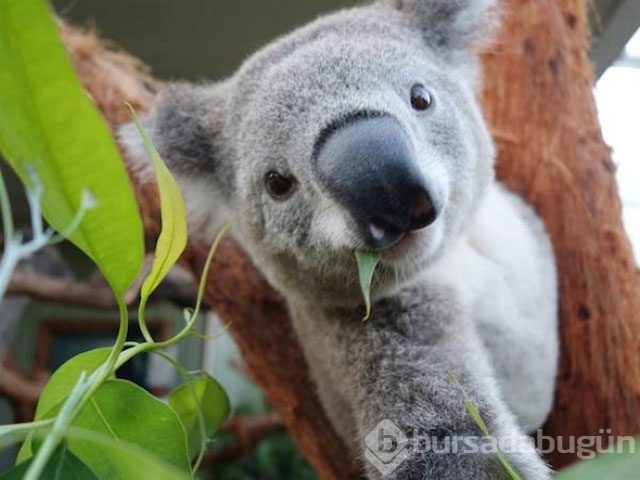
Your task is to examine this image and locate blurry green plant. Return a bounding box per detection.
[554,439,640,479]
[208,431,316,480]
[0,0,229,478]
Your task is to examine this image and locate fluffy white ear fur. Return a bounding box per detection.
[117,118,230,242]
[117,117,157,185]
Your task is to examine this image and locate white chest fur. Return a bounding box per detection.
[427,182,559,430]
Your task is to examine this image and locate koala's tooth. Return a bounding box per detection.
[370,223,386,241]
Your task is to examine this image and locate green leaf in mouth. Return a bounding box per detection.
[355,250,382,320]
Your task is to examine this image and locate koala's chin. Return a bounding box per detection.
[261,219,447,310]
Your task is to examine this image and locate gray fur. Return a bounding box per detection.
[384,0,499,50]
[290,286,547,479]
[120,1,557,478]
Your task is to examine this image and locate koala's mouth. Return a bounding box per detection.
[366,219,408,250]
[378,231,418,259]
[358,191,442,252]
[371,217,444,264]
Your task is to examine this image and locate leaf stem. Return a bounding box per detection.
[0,175,92,302]
[24,373,88,480]
[0,167,15,243]
[137,297,154,343]
[0,419,54,451]
[25,168,44,238]
[448,372,523,480]
[117,224,229,367]
[24,298,129,480]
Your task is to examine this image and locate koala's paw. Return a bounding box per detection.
[504,448,551,480]
[365,447,550,480]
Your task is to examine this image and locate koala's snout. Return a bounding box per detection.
[315,115,440,249]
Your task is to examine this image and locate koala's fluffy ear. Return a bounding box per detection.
[119,82,229,190]
[383,0,499,57]
[118,82,232,235]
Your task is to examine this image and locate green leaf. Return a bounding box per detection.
[11,429,192,480]
[15,430,33,464]
[42,379,191,477]
[35,348,112,421]
[555,440,640,479]
[47,428,190,480]
[68,429,192,480]
[448,372,522,480]
[16,348,112,463]
[169,372,231,459]
[3,443,98,480]
[127,106,187,301]
[355,250,381,320]
[0,0,144,296]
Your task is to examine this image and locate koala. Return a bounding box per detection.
[120,0,558,478]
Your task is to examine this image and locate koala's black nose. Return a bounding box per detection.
[314,114,440,249]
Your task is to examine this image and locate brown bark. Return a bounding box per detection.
[7,266,145,308]
[482,0,640,469]
[60,0,640,475]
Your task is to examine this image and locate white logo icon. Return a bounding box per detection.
[364,419,411,475]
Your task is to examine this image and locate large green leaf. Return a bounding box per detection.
[555,440,640,479]
[127,108,188,302]
[169,372,231,459]
[34,348,112,421]
[66,429,191,480]
[13,429,191,480]
[16,348,112,464]
[42,379,191,476]
[3,443,98,480]
[0,0,143,295]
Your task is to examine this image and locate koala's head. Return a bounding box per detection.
[121,0,498,307]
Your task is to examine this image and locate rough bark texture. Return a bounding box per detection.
[61,0,640,476]
[481,0,640,469]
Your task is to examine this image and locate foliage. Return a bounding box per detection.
[169,372,231,460]
[1,443,99,480]
[554,440,640,480]
[0,0,230,478]
[354,250,381,320]
[0,0,143,298]
[207,431,316,480]
[127,104,187,343]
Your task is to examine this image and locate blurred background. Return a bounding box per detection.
[1,1,639,478]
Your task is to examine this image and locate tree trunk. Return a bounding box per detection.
[62,0,640,476]
[482,0,640,469]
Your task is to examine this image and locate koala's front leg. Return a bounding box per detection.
[291,286,549,480]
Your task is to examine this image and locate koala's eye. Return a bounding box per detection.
[410,84,433,111]
[265,171,296,200]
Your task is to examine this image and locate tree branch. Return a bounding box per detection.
[6,266,146,308]
[7,269,118,308]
